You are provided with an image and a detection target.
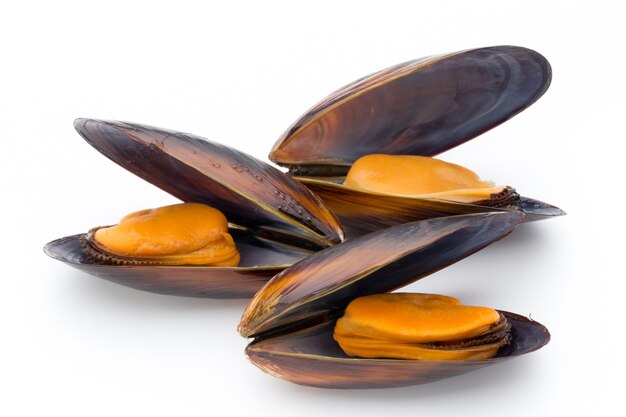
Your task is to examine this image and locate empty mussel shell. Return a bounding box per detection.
[238,212,549,388]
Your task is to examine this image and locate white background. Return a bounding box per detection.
[1,1,623,416]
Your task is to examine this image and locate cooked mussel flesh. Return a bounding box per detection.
[81,202,240,266]
[334,293,510,361]
[343,154,517,205]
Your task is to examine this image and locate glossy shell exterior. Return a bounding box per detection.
[270,45,551,170]
[74,119,343,248]
[246,312,549,388]
[239,212,524,337]
[44,228,313,299]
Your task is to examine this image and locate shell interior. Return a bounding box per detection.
[245,311,550,388]
[44,228,313,299]
[295,176,561,239]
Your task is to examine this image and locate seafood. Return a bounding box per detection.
[81,203,241,266]
[44,119,343,298]
[343,154,516,204]
[239,212,549,388]
[43,45,559,388]
[333,293,510,361]
[269,46,564,237]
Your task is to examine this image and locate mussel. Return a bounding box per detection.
[269,45,564,238]
[44,46,558,389]
[44,119,344,298]
[45,46,564,297]
[239,212,550,388]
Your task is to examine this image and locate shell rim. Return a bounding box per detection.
[245,310,550,364]
[43,233,305,272]
[295,176,518,209]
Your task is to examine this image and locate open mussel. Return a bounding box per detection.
[269,46,564,238]
[44,119,344,298]
[244,311,547,389]
[239,212,550,388]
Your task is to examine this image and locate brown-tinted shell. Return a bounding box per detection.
[271,46,551,169]
[269,46,563,235]
[44,119,344,298]
[246,312,549,389]
[239,212,524,337]
[296,177,563,238]
[44,228,312,299]
[75,119,343,248]
[237,212,550,388]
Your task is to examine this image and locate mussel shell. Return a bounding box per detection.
[296,176,564,238]
[517,196,566,221]
[74,119,344,249]
[44,228,313,299]
[245,311,549,389]
[239,212,525,337]
[270,46,551,171]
